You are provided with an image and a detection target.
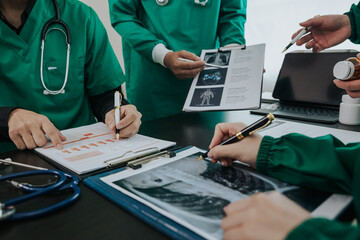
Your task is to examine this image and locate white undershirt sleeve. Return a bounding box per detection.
[152,43,173,68]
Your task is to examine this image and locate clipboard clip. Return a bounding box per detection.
[105,147,176,169]
[218,44,246,52]
[127,150,176,170]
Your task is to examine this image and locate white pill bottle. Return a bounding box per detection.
[333,57,360,125]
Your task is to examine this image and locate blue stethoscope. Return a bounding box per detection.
[40,0,71,95]
[156,0,208,6]
[0,159,80,221]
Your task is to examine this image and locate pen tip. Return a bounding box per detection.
[116,133,120,140]
[282,48,286,53]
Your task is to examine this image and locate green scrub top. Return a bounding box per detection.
[0,0,125,153]
[109,0,246,121]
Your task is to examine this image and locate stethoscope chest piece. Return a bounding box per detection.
[194,0,208,6]
[156,0,168,6]
[0,205,15,221]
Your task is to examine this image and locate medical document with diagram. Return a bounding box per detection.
[183,44,265,112]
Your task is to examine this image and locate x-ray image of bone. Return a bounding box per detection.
[204,51,231,66]
[200,89,214,105]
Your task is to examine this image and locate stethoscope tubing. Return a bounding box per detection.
[9,182,80,221]
[0,170,80,221]
[1,170,66,208]
[16,171,79,192]
[40,0,71,96]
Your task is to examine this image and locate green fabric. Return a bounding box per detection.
[256,134,360,240]
[287,218,360,240]
[0,0,125,152]
[345,2,360,44]
[109,0,246,121]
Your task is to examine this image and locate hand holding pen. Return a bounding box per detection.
[283,15,351,53]
[198,113,274,168]
[164,50,205,79]
[104,92,142,139]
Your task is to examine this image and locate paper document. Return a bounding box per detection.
[35,123,176,175]
[259,120,360,144]
[183,44,265,112]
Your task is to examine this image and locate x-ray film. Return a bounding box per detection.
[101,147,296,240]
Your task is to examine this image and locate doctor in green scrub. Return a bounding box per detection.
[109,0,247,121]
[0,0,142,153]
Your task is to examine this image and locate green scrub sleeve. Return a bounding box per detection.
[108,0,166,62]
[219,0,246,46]
[84,7,125,96]
[256,134,360,194]
[286,218,360,240]
[345,2,360,44]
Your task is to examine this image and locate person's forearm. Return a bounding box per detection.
[287,218,360,240]
[218,0,246,46]
[0,107,19,140]
[257,134,360,194]
[109,0,165,61]
[89,87,129,123]
[345,2,360,44]
[113,21,165,62]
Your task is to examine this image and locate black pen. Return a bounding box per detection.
[197,113,275,160]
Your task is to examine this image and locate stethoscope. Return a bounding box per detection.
[40,0,71,95]
[156,0,208,6]
[0,159,80,221]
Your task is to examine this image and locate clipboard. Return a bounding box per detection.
[83,146,348,240]
[35,145,179,180]
[33,123,177,180]
[182,44,265,113]
[84,146,201,240]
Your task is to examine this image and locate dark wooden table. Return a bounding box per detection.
[1,111,359,240]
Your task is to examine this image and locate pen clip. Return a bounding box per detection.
[114,92,123,109]
[249,113,275,135]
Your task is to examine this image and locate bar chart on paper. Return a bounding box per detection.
[35,123,176,174]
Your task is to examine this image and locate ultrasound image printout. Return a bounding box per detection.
[113,152,295,240]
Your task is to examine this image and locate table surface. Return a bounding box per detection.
[1,111,359,240]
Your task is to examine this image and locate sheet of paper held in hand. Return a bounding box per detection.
[183,44,265,112]
[35,123,176,174]
[257,120,360,144]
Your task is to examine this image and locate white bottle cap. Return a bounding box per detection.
[333,61,355,80]
[342,94,360,104]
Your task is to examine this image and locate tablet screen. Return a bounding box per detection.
[273,52,358,107]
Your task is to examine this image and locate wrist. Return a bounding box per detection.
[8,108,22,123]
[163,52,174,68]
[343,14,352,39]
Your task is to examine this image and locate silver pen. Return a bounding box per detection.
[282,15,320,53]
[178,57,226,68]
[282,26,311,53]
